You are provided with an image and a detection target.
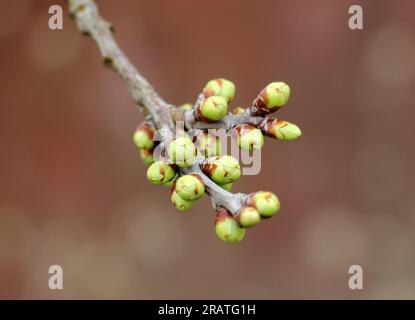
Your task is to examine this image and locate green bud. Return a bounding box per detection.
[203,78,235,103]
[133,122,154,150]
[236,207,261,228]
[219,183,233,191]
[215,208,245,243]
[202,155,241,184]
[253,82,290,115]
[171,190,194,211]
[194,131,221,158]
[139,149,155,167]
[146,161,177,185]
[232,107,245,115]
[246,191,280,218]
[234,124,264,151]
[197,96,228,122]
[259,118,302,141]
[175,174,205,201]
[167,136,197,167]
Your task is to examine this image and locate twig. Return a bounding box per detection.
[68,0,248,214]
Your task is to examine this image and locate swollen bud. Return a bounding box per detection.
[197,96,228,122]
[246,191,280,218]
[193,130,221,158]
[203,78,235,103]
[167,136,197,167]
[233,124,264,151]
[146,161,177,185]
[259,118,302,141]
[236,207,261,228]
[171,190,194,211]
[175,174,205,201]
[215,208,245,243]
[133,122,155,150]
[202,155,241,184]
[140,149,155,167]
[253,82,290,115]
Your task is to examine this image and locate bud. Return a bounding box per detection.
[253,82,290,115]
[133,122,154,150]
[246,191,280,218]
[203,78,235,103]
[180,103,193,111]
[232,107,245,115]
[236,207,261,228]
[234,124,264,151]
[193,130,221,158]
[146,161,177,185]
[219,183,232,191]
[174,174,205,201]
[197,96,228,122]
[202,155,241,184]
[259,118,301,141]
[215,208,245,243]
[167,136,197,167]
[139,149,155,167]
[171,190,194,211]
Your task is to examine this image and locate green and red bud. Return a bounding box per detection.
[259,118,302,141]
[146,161,177,185]
[171,189,194,211]
[167,136,197,168]
[203,78,235,103]
[140,149,155,167]
[133,122,155,150]
[197,96,228,122]
[246,191,280,218]
[233,124,264,151]
[174,173,205,201]
[215,208,245,243]
[236,207,261,228]
[252,82,290,116]
[202,155,241,184]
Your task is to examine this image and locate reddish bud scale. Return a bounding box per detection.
[251,95,276,116]
[201,157,218,176]
[136,122,154,139]
[259,118,284,139]
[203,79,224,98]
[214,207,232,225]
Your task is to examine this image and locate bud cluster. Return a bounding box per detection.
[214,190,280,243]
[133,77,301,244]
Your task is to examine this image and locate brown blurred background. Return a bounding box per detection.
[1,0,415,299]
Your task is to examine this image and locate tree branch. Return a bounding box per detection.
[68,0,248,215]
[68,0,173,128]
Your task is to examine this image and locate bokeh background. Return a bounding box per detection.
[1,0,415,299]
